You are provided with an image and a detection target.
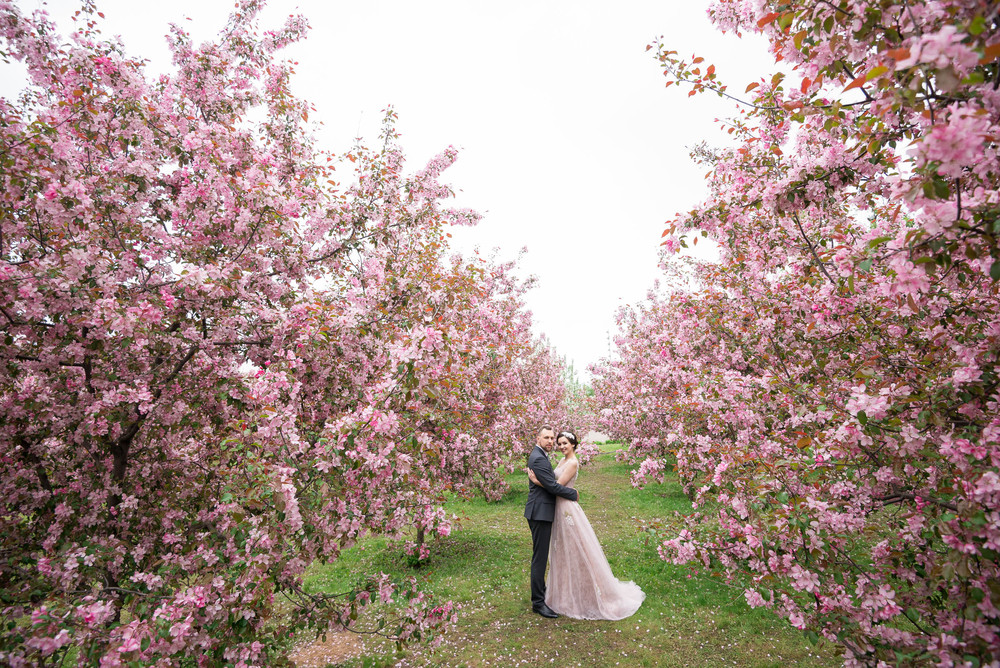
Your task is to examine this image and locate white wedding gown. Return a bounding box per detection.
[545,459,645,620]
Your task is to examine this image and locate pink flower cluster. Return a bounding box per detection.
[595,1,1000,664]
[0,3,587,665]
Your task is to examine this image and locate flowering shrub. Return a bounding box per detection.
[574,441,602,466]
[594,0,1000,664]
[0,2,576,665]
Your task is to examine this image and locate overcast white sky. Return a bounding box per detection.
[2,1,777,379]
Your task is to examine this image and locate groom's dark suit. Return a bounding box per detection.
[524,445,578,609]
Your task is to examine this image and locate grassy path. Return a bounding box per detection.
[296,445,841,667]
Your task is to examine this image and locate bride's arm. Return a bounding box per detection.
[555,460,578,486]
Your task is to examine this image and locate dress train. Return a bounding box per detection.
[545,460,645,620]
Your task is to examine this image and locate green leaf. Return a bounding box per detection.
[933,179,950,199]
[990,260,1000,282]
[805,629,820,645]
[857,410,868,425]
[866,65,889,80]
[868,236,892,248]
[969,15,986,35]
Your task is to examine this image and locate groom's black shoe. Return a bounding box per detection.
[532,604,559,619]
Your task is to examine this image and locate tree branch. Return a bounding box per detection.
[792,212,838,286]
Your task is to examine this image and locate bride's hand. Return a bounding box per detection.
[527,468,539,486]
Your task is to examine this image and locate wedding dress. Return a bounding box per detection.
[545,459,645,620]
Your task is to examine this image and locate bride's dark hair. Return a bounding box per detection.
[557,430,579,448]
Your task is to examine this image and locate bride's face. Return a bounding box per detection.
[557,437,574,456]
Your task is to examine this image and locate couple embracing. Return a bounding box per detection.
[524,426,645,620]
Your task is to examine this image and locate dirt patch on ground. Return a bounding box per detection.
[289,630,364,667]
[575,455,631,535]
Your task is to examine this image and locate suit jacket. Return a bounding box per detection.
[524,445,579,522]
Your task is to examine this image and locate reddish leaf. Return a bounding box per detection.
[757,12,779,28]
[707,64,716,76]
[843,76,866,92]
[801,77,811,93]
[887,47,910,61]
[745,81,760,93]
[980,42,1000,65]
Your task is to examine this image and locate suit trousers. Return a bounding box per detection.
[528,518,553,608]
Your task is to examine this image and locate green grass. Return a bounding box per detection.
[299,445,841,667]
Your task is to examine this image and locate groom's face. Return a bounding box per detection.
[537,428,555,452]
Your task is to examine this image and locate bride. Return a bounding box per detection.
[527,430,645,620]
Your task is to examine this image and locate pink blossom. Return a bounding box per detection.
[744,589,767,608]
[886,255,930,297]
[897,25,979,73]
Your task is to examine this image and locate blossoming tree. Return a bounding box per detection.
[0,2,574,665]
[594,0,1000,664]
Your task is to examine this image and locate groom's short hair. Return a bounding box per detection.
[538,425,554,435]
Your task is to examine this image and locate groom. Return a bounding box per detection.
[524,425,579,618]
